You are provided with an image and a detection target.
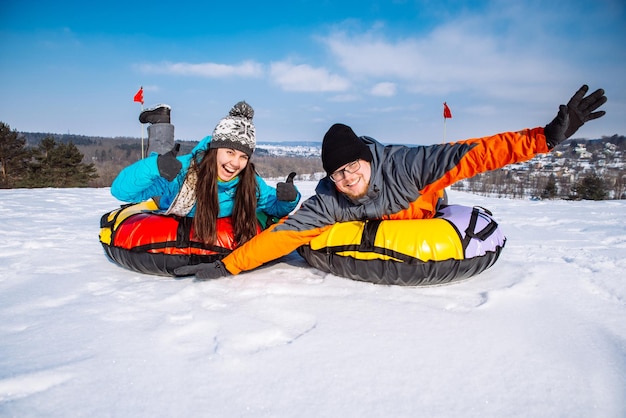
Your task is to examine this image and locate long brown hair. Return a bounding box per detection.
[191,148,259,245]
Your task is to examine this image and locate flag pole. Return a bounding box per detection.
[134,86,145,159]
[140,103,145,159]
[442,102,452,142]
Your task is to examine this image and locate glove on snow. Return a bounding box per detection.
[157,143,182,181]
[174,260,231,281]
[276,172,298,202]
[544,85,607,148]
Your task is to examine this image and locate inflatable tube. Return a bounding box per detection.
[297,205,506,286]
[99,200,262,276]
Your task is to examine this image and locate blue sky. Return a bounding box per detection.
[1,0,624,145]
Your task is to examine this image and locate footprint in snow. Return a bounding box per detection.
[213,309,318,355]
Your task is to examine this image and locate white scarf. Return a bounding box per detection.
[165,169,198,217]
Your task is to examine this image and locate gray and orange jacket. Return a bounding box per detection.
[223,127,550,274]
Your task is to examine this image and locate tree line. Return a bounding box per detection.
[1,122,98,188]
[451,170,617,201]
[450,136,626,200]
[2,120,624,200]
[1,121,323,188]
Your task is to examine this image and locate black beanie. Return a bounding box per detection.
[321,123,373,174]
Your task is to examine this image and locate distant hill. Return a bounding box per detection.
[19,131,322,156]
[17,131,324,187]
[452,134,626,199]
[16,131,626,199]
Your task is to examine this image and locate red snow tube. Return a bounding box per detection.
[99,200,261,276]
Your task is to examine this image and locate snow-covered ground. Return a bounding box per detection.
[1,184,625,417]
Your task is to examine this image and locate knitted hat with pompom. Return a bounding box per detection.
[209,101,256,157]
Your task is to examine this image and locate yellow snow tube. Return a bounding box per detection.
[297,205,506,286]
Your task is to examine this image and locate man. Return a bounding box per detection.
[174,85,607,280]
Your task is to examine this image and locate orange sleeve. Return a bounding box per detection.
[222,223,333,274]
[422,127,549,195]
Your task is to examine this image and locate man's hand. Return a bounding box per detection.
[174,260,231,281]
[276,172,298,201]
[545,85,607,148]
[157,144,182,181]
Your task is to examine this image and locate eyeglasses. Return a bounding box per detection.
[329,160,361,182]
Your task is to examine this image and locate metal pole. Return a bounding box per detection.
[140,104,145,159]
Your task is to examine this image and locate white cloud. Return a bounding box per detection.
[270,62,350,92]
[136,61,264,78]
[324,33,423,79]
[328,94,360,102]
[320,16,571,101]
[370,82,396,97]
[141,85,161,92]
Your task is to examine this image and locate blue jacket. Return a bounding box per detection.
[111,135,300,218]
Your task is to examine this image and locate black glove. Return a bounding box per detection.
[544,105,569,149]
[276,172,298,201]
[544,85,607,148]
[157,143,182,181]
[173,260,231,281]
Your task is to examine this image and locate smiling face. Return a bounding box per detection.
[332,159,372,199]
[215,147,250,181]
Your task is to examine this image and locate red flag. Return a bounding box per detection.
[443,102,452,119]
[133,87,144,104]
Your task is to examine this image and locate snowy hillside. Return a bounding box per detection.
[0,185,625,417]
[256,142,321,157]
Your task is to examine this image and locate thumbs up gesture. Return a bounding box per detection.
[276,172,298,202]
[157,144,182,181]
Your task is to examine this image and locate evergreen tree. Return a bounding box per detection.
[0,122,32,188]
[20,137,98,188]
[541,174,558,199]
[571,173,608,200]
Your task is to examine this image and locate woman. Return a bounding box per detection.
[111,101,300,247]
